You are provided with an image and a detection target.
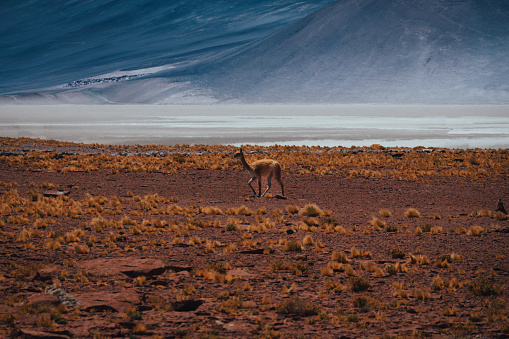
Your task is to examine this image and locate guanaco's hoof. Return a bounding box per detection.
[275,195,287,199]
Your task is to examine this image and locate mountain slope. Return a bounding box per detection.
[187,0,509,103]
[2,0,508,104]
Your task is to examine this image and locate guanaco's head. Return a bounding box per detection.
[234,148,243,159]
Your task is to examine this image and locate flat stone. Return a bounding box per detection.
[26,293,60,306]
[78,257,166,278]
[18,329,70,339]
[42,191,70,197]
[75,288,140,313]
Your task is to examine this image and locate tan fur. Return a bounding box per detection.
[234,149,284,197]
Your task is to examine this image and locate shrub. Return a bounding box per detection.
[286,204,299,214]
[324,280,347,294]
[468,277,501,296]
[431,275,445,290]
[385,265,398,276]
[390,247,406,259]
[421,224,433,232]
[352,295,384,313]
[379,209,392,217]
[269,260,288,272]
[276,298,320,317]
[320,216,340,227]
[207,262,231,274]
[283,240,303,252]
[385,225,398,232]
[225,223,237,231]
[350,276,371,292]
[331,250,349,263]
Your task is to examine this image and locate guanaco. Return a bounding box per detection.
[234,148,284,197]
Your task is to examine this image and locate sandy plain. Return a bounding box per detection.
[0,137,508,338]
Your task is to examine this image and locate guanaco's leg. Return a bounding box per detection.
[258,175,263,197]
[277,177,284,196]
[261,171,273,197]
[248,177,257,196]
[274,164,284,196]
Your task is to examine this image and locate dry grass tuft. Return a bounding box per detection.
[350,276,371,292]
[431,275,445,290]
[331,250,349,263]
[300,204,323,217]
[283,240,303,252]
[200,206,223,215]
[73,243,90,254]
[404,208,421,218]
[467,225,484,236]
[226,205,254,216]
[390,247,406,259]
[370,217,386,229]
[286,204,299,214]
[276,298,320,317]
[494,211,507,220]
[302,234,314,246]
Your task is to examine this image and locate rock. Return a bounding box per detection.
[495,199,508,215]
[75,288,140,313]
[227,269,256,278]
[239,248,273,254]
[79,257,166,278]
[45,285,81,306]
[26,293,60,306]
[33,266,57,282]
[42,191,70,197]
[164,265,193,273]
[18,329,70,339]
[172,299,204,312]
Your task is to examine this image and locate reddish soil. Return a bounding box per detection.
[0,147,508,338]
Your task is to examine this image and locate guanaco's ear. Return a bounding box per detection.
[239,148,243,153]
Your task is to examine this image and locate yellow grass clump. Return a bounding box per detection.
[226,205,254,216]
[286,204,299,214]
[302,234,314,246]
[370,217,386,229]
[300,204,323,217]
[331,250,349,263]
[73,243,90,254]
[467,225,484,236]
[404,208,421,218]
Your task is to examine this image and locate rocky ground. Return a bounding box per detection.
[0,139,508,338]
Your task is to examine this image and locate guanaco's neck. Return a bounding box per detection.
[238,153,254,172]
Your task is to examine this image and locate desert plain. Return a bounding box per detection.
[0,137,508,338]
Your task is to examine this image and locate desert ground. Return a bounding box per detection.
[0,137,508,338]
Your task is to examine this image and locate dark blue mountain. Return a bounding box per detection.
[1,0,508,104]
[0,0,334,94]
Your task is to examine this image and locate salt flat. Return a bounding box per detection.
[0,105,508,148]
